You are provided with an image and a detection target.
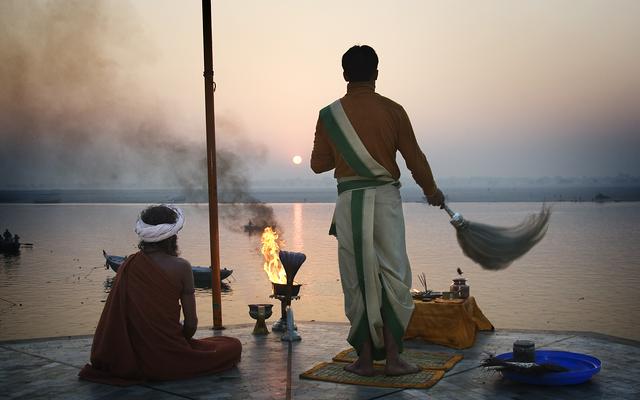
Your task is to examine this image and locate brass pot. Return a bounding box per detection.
[450,278,470,299]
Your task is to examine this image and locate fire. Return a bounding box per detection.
[261,227,287,284]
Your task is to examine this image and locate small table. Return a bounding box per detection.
[404,296,494,349]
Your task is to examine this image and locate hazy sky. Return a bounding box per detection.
[1,0,639,189]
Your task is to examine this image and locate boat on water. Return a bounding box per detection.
[1,230,23,254]
[102,250,233,287]
[243,223,263,234]
[0,241,20,254]
[243,221,274,234]
[594,192,613,203]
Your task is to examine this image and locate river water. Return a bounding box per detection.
[0,202,639,341]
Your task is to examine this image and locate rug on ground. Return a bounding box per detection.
[333,348,463,371]
[299,348,463,389]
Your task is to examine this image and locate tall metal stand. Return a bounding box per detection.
[269,294,299,332]
[201,0,223,329]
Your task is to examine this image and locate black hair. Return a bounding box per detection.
[341,45,379,82]
[137,205,180,256]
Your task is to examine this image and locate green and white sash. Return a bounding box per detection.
[320,100,414,360]
[320,100,395,235]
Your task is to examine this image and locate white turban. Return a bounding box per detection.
[135,205,185,243]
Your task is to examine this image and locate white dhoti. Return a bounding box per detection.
[320,99,415,360]
[335,181,414,360]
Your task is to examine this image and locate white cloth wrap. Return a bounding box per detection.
[336,183,414,351]
[320,99,414,356]
[135,205,185,243]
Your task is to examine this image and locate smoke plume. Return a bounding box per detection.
[217,148,277,230]
[0,0,277,229]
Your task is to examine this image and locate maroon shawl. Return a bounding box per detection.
[79,252,241,386]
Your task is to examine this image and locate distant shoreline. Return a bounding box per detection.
[1,186,639,204]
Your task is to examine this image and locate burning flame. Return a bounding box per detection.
[261,227,287,284]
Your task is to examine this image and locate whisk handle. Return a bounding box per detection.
[442,204,467,229]
[442,204,456,218]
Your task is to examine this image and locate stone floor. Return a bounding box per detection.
[1,321,639,399]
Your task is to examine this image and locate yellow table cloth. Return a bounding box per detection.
[404,296,494,349]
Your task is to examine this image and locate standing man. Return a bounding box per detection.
[311,45,444,376]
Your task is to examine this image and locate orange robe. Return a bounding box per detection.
[311,81,438,197]
[79,252,241,386]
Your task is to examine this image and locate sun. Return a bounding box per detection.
[292,155,302,165]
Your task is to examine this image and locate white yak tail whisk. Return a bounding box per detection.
[443,204,551,270]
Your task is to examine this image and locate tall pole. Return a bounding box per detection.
[202,0,223,329]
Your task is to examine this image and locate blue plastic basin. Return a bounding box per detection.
[495,350,601,386]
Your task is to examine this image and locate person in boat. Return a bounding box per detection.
[79,204,242,385]
[3,229,12,242]
[13,234,19,244]
[310,45,445,377]
[245,220,255,231]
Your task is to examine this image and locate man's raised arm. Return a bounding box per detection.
[396,107,444,206]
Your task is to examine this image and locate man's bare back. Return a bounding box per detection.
[141,250,197,337]
[143,251,192,289]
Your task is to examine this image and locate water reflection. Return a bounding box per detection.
[292,203,304,251]
[1,249,20,257]
[1,252,22,277]
[1,252,20,261]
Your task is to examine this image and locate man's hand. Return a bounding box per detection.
[426,188,445,207]
[182,321,197,340]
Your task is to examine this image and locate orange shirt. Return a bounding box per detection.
[311,82,438,196]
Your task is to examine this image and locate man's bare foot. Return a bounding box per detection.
[344,361,377,377]
[384,358,420,376]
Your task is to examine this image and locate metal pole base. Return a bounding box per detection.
[281,328,301,342]
[271,296,297,332]
[281,306,301,342]
[272,317,297,332]
[272,317,287,332]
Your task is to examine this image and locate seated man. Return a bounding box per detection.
[79,205,241,385]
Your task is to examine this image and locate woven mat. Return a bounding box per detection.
[333,348,463,371]
[300,362,444,389]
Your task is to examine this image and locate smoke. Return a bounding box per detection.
[217,148,277,230]
[0,0,277,229]
[0,0,147,188]
[0,0,214,190]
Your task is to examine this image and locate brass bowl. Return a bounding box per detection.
[272,283,301,297]
[248,303,273,320]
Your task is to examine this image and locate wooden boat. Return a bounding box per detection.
[243,221,276,235]
[243,223,264,234]
[102,250,233,287]
[0,241,20,254]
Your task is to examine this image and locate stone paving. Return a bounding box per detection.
[1,321,639,399]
